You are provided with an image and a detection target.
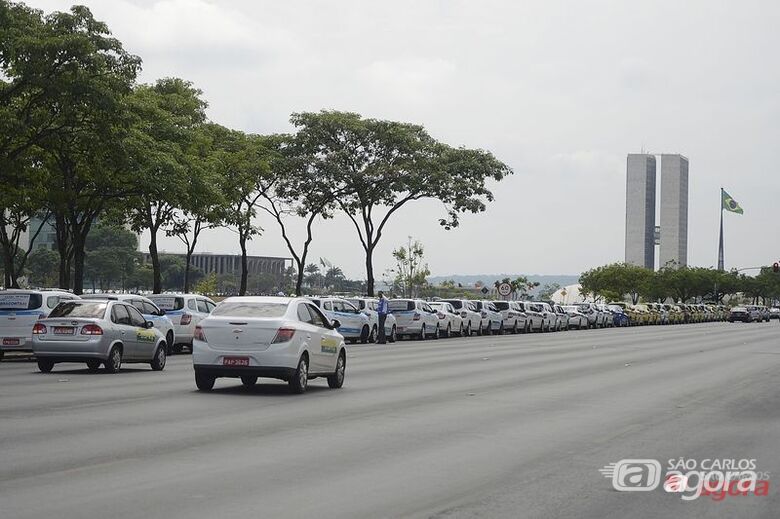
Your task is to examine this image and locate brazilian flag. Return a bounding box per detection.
[722,189,743,214]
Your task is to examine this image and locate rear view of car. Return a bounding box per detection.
[192,297,346,394]
[0,290,78,360]
[390,299,439,340]
[148,293,215,352]
[728,307,751,323]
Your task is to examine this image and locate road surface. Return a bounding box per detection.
[1,322,778,518]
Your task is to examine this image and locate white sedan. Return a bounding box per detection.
[390,299,440,340]
[429,301,464,337]
[192,297,347,394]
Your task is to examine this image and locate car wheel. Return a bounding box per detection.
[150,344,167,371]
[327,351,346,389]
[444,324,451,338]
[369,325,377,343]
[512,321,519,334]
[433,324,441,340]
[289,355,308,394]
[195,372,215,391]
[241,375,257,387]
[37,359,54,373]
[86,360,101,372]
[166,331,174,354]
[465,322,471,336]
[418,324,426,341]
[496,323,504,335]
[360,325,370,344]
[459,323,464,336]
[389,325,397,343]
[477,322,484,336]
[104,346,122,374]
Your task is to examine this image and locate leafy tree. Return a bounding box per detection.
[389,237,430,298]
[538,283,561,301]
[35,6,140,294]
[83,225,140,292]
[194,272,217,296]
[579,263,653,303]
[122,78,207,293]
[25,247,58,287]
[289,110,512,295]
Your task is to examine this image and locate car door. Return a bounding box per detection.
[127,304,156,360]
[110,304,140,359]
[296,303,326,372]
[306,303,339,372]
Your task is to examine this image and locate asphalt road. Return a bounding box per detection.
[1,322,778,519]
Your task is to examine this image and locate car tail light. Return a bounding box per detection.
[32,323,47,334]
[271,327,296,344]
[413,313,421,321]
[194,325,206,342]
[437,312,446,319]
[180,313,192,325]
[81,324,103,335]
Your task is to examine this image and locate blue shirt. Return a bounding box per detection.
[377,297,389,315]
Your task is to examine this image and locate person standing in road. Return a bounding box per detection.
[377,291,389,344]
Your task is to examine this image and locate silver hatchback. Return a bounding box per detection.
[32,300,167,373]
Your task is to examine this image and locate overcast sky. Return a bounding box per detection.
[30,0,780,279]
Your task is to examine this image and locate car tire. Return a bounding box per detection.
[465,322,471,336]
[37,359,54,373]
[369,325,377,343]
[444,324,451,338]
[389,325,397,343]
[86,360,101,372]
[150,344,167,371]
[0,350,4,362]
[418,325,426,341]
[104,346,122,374]
[459,323,464,336]
[241,375,257,387]
[289,355,308,394]
[433,324,441,340]
[512,321,519,334]
[360,325,370,344]
[166,331,174,354]
[195,372,215,391]
[477,322,484,336]
[496,323,504,335]
[327,351,346,389]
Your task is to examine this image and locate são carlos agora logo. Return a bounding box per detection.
[600,460,662,491]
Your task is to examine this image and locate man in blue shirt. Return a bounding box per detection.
[377,291,389,344]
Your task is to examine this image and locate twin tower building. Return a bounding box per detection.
[625,154,689,270]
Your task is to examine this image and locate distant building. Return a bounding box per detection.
[144,252,292,277]
[625,154,657,269]
[624,153,689,269]
[659,154,689,268]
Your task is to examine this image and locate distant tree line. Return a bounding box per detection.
[579,263,780,305]
[0,2,511,295]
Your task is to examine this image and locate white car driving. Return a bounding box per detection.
[192,297,347,394]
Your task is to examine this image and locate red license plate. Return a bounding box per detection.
[54,327,75,335]
[2,338,19,346]
[223,356,249,367]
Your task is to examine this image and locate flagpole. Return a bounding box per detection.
[718,187,725,271]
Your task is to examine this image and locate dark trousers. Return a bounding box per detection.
[377,314,387,343]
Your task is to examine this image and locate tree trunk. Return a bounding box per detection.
[294,259,305,296]
[184,251,192,293]
[239,234,248,296]
[365,245,375,296]
[71,234,86,295]
[149,230,162,294]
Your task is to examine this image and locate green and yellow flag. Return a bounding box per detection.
[722,189,743,214]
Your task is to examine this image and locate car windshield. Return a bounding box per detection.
[211,302,288,318]
[389,300,415,311]
[149,296,185,311]
[443,300,462,309]
[493,302,509,310]
[346,299,364,310]
[49,301,107,319]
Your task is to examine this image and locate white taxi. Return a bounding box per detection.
[148,293,216,352]
[309,297,371,343]
[0,289,79,360]
[346,297,397,343]
[389,299,440,340]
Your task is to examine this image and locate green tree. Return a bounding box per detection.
[123,78,207,293]
[25,248,59,287]
[194,272,217,296]
[579,263,653,304]
[289,110,511,295]
[537,283,561,301]
[389,237,430,298]
[83,225,140,292]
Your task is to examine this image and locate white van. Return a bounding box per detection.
[0,289,80,359]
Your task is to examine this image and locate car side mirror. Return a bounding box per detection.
[331,319,341,329]
[145,321,154,329]
[158,309,166,316]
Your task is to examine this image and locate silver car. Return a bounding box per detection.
[32,300,167,373]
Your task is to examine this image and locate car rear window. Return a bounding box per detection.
[149,296,185,311]
[211,302,288,318]
[443,300,462,309]
[0,292,43,311]
[493,302,509,310]
[49,302,107,319]
[389,300,415,311]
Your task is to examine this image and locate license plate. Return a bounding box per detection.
[54,327,75,335]
[2,338,19,346]
[223,356,249,367]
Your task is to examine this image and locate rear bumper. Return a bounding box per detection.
[32,337,109,359]
[194,364,296,381]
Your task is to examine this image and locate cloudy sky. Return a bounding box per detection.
[31,0,780,279]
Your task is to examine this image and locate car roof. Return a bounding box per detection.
[222,296,296,305]
[148,293,211,299]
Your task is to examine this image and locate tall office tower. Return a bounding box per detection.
[625,154,657,269]
[659,154,689,268]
